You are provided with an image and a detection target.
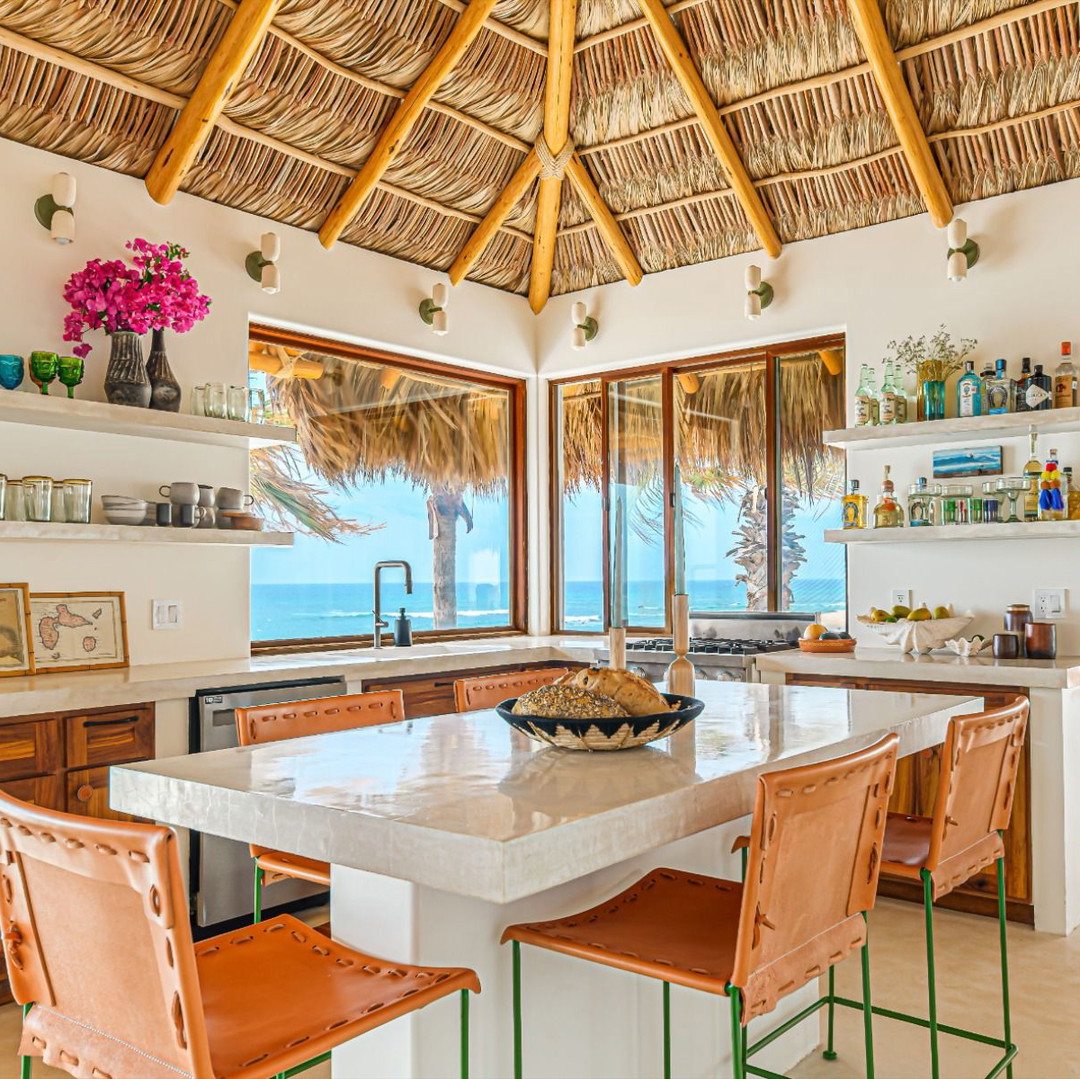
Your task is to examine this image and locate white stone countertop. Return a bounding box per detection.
[755,647,1080,688]
[0,636,603,718]
[111,681,975,904]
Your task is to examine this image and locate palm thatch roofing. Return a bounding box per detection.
[4,0,1078,306]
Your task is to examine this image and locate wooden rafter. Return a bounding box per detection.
[529,0,577,314]
[145,0,280,204]
[847,0,953,227]
[449,149,541,284]
[634,0,782,259]
[318,0,500,249]
[565,154,643,285]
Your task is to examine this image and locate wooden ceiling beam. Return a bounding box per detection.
[565,154,643,285]
[634,0,782,259]
[145,0,281,204]
[318,0,500,249]
[847,0,953,227]
[449,149,541,284]
[528,0,577,314]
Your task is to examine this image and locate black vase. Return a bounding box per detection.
[103,330,151,408]
[147,328,182,412]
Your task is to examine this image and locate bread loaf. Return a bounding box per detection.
[512,684,629,719]
[566,667,674,716]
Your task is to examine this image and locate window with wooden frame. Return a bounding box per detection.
[550,336,846,633]
[249,326,527,650]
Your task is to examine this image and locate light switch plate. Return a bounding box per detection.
[151,599,182,630]
[1033,588,1066,620]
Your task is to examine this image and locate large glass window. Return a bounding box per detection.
[249,330,525,647]
[550,340,845,631]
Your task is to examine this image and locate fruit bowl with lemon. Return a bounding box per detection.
[799,624,857,653]
[857,604,972,655]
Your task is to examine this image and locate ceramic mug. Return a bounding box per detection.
[159,482,200,505]
[216,487,255,511]
[992,632,1020,659]
[173,504,206,529]
[155,502,173,527]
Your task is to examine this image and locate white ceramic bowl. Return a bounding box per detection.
[858,613,973,655]
[104,501,149,525]
[101,495,145,506]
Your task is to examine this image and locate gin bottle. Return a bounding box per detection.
[1025,364,1052,412]
[985,358,1015,414]
[956,360,982,417]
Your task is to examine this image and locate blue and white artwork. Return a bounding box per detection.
[932,445,1003,479]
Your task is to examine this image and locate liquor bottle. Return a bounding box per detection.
[879,362,900,425]
[1023,426,1041,522]
[1038,449,1066,521]
[956,359,982,418]
[907,477,935,526]
[1065,467,1080,519]
[865,367,881,425]
[841,479,868,529]
[1054,342,1077,409]
[985,358,1015,414]
[1016,357,1033,412]
[873,465,904,528]
[1024,364,1052,411]
[854,365,874,427]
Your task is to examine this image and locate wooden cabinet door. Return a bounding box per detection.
[66,706,154,768]
[66,766,140,822]
[1,775,63,811]
[0,718,61,782]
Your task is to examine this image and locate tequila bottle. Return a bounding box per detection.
[907,477,935,527]
[1024,364,1052,411]
[1023,427,1041,522]
[854,365,875,427]
[841,479,868,529]
[1054,342,1077,409]
[873,465,903,528]
[956,359,982,417]
[985,358,1015,414]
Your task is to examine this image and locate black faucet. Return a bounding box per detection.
[373,561,413,649]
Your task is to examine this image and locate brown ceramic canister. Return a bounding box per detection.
[1024,622,1057,660]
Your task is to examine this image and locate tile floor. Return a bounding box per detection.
[0,899,1075,1079]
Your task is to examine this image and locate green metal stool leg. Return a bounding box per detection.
[729,988,746,1079]
[861,930,875,1079]
[512,940,523,1079]
[461,989,470,1079]
[740,846,748,881]
[823,965,838,1061]
[921,869,940,1079]
[20,1002,31,1079]
[253,860,263,923]
[997,854,1014,1079]
[663,981,671,1079]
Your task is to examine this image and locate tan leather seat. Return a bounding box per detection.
[0,791,479,1079]
[235,690,406,905]
[454,668,570,712]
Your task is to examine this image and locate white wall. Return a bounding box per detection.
[535,177,1080,652]
[0,138,537,664]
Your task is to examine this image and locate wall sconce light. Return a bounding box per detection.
[571,302,598,350]
[744,265,773,320]
[946,219,979,282]
[419,282,449,335]
[35,173,76,244]
[245,232,281,294]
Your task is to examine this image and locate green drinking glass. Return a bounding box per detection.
[57,355,85,399]
[28,351,58,395]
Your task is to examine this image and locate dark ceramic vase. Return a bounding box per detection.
[147,328,182,412]
[104,330,151,408]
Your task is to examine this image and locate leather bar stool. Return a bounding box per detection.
[0,790,479,1079]
[501,734,899,1079]
[453,668,570,712]
[235,689,406,921]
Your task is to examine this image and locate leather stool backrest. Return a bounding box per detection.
[454,668,570,712]
[732,734,899,1022]
[0,790,214,1078]
[235,689,407,746]
[926,697,1029,875]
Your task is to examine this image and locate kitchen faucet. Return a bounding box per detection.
[373,560,413,649]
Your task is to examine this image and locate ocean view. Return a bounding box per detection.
[251,577,846,640]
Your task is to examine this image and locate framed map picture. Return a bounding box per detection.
[29,592,128,674]
[0,584,34,678]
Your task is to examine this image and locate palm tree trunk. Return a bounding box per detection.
[427,487,473,629]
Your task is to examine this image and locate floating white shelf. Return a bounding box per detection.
[825,406,1080,450]
[826,521,1080,544]
[0,391,296,448]
[0,521,293,546]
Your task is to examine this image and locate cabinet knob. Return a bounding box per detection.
[76,784,94,803]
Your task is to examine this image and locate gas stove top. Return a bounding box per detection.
[628,637,795,656]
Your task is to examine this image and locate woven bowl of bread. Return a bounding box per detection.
[497,667,704,751]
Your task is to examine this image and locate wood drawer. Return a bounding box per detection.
[0,718,60,782]
[0,775,63,811]
[66,706,154,769]
[66,765,142,823]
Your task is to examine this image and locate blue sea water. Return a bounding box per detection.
[251,578,846,641]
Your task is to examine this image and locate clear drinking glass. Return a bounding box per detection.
[23,477,53,522]
[4,481,25,521]
[64,479,93,524]
[0,474,6,520]
[227,385,250,421]
[50,486,66,523]
[248,388,266,424]
[206,382,228,419]
[191,384,208,417]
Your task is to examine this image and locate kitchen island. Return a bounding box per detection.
[112,681,977,1079]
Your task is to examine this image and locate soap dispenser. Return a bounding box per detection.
[393,607,413,647]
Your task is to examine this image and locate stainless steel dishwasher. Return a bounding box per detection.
[190,676,348,930]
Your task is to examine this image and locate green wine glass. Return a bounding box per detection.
[57,355,84,399]
[28,351,58,395]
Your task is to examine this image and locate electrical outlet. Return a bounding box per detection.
[890,588,911,610]
[1033,588,1067,620]
[151,599,182,630]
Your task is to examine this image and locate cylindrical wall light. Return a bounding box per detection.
[420,282,450,335]
[571,301,598,350]
[35,173,77,244]
[245,232,281,294]
[744,264,773,320]
[946,218,980,282]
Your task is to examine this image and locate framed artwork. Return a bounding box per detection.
[932,445,1003,479]
[0,583,35,678]
[29,592,129,674]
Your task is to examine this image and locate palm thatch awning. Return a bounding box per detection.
[5,0,1077,304]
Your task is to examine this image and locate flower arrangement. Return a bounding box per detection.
[886,324,978,384]
[62,239,211,358]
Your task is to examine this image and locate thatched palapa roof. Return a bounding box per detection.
[9,0,1075,309]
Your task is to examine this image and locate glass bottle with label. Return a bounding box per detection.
[873,465,903,528]
[985,358,1015,414]
[1054,342,1077,409]
[879,362,901,425]
[854,365,875,427]
[956,359,982,417]
[1023,427,1041,521]
[1016,358,1033,412]
[1024,364,1052,411]
[865,367,881,425]
[841,479,868,529]
[907,477,935,526]
[1065,467,1080,519]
